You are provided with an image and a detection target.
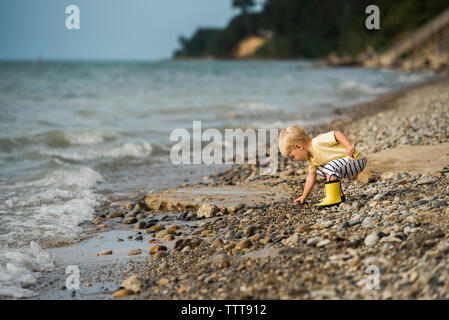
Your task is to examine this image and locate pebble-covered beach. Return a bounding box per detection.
[32,77,449,300]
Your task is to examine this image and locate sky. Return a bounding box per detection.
[0,0,263,61]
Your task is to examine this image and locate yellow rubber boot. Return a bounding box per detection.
[319,180,345,202]
[315,180,343,208]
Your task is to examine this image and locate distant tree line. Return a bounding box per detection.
[173,0,449,59]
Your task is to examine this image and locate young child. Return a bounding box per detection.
[278,126,367,208]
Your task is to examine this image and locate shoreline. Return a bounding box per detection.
[30,74,449,300]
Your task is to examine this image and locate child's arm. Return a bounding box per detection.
[334,130,355,157]
[294,172,316,205]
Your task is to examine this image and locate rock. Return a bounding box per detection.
[358,170,375,183]
[197,204,218,218]
[181,246,191,253]
[373,193,387,201]
[285,233,301,246]
[416,177,437,185]
[135,221,147,229]
[134,235,143,241]
[148,224,165,232]
[243,225,256,237]
[168,225,181,230]
[212,238,223,246]
[364,233,379,247]
[432,200,447,208]
[111,201,135,210]
[158,278,169,285]
[174,238,203,251]
[380,236,402,243]
[154,251,169,259]
[121,275,144,293]
[100,250,113,255]
[112,289,134,298]
[162,235,174,241]
[307,237,323,246]
[362,217,377,228]
[227,206,237,214]
[235,239,252,250]
[340,221,350,229]
[316,239,331,248]
[128,249,142,256]
[150,245,167,254]
[123,217,138,224]
[412,199,428,206]
[108,211,125,218]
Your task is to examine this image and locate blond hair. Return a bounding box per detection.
[278,126,311,157]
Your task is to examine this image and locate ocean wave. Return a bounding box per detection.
[0,242,54,298]
[338,80,387,94]
[0,165,102,298]
[41,141,154,161]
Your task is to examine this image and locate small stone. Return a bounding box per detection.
[108,211,125,218]
[380,236,402,243]
[121,275,144,293]
[235,239,251,250]
[112,289,134,298]
[135,221,147,229]
[243,225,256,237]
[149,224,165,232]
[197,204,218,218]
[162,235,174,241]
[181,246,191,253]
[123,217,138,224]
[413,199,428,206]
[168,225,181,230]
[373,194,386,201]
[212,238,223,246]
[150,245,168,254]
[362,217,377,228]
[128,249,142,256]
[154,251,169,259]
[227,206,237,214]
[158,278,169,285]
[364,233,379,247]
[177,285,187,294]
[285,233,301,246]
[307,237,322,246]
[100,250,113,255]
[316,239,330,248]
[432,200,447,208]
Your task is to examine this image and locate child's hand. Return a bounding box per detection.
[294,195,306,205]
[346,145,355,157]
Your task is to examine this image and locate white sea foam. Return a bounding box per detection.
[338,80,387,94]
[0,242,54,298]
[63,130,117,146]
[41,141,153,161]
[233,101,277,112]
[0,166,102,298]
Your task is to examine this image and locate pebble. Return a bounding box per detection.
[364,233,379,247]
[197,204,218,218]
[150,245,167,254]
[316,239,331,248]
[121,275,144,293]
[99,250,113,255]
[235,239,251,250]
[243,225,256,237]
[128,249,142,256]
[112,289,134,298]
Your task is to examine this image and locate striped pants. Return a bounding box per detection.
[316,157,367,180]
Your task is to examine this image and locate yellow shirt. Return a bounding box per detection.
[307,131,365,173]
